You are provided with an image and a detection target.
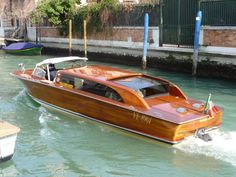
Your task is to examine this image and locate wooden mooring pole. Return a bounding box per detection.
[84,19,87,58]
[36,21,39,44]
[69,19,72,56]
[192,11,202,76]
[142,13,149,70]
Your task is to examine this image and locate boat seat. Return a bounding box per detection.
[45,70,58,81]
[50,70,58,81]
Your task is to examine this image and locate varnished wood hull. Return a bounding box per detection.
[16,76,222,144]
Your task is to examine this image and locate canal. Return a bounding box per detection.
[0,53,236,177]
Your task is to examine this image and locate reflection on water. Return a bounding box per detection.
[0,54,236,176]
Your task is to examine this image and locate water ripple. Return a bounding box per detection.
[12,89,27,101]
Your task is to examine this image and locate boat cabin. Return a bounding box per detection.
[12,56,223,143]
[30,56,187,109]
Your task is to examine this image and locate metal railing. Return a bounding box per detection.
[200,0,236,26]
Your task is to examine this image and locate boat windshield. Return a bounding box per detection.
[114,76,169,98]
[32,58,87,79]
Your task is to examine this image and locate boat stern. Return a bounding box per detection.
[173,105,223,143]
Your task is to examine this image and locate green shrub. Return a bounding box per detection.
[74,0,120,34]
[32,0,79,34]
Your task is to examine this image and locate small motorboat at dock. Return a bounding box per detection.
[0,121,20,162]
[2,42,43,55]
[11,56,223,144]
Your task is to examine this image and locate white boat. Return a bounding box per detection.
[0,121,20,162]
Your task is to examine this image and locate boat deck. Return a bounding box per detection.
[0,121,20,138]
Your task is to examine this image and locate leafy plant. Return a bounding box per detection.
[32,0,79,29]
[32,0,158,35]
[74,0,120,34]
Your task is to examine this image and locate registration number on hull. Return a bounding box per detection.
[133,112,152,124]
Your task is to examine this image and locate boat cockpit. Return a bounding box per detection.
[32,56,88,81]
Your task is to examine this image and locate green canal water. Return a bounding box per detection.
[0,53,236,177]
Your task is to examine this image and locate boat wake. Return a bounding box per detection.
[38,107,60,124]
[38,107,61,139]
[174,130,236,167]
[12,89,27,101]
[13,89,39,110]
[38,107,52,138]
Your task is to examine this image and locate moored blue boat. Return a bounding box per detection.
[2,42,43,55]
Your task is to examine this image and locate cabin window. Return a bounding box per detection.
[139,84,168,97]
[59,74,75,89]
[81,80,123,102]
[114,76,168,98]
[32,67,46,78]
[74,78,84,89]
[58,74,123,102]
[45,64,59,81]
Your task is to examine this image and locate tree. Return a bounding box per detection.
[12,0,36,20]
[34,0,80,26]
[0,0,36,21]
[0,0,7,17]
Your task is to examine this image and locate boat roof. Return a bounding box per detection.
[36,56,88,66]
[66,66,171,84]
[65,65,140,81]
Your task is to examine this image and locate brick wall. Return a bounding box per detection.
[203,27,236,48]
[87,27,149,42]
[39,27,61,38]
[39,26,154,43]
[33,26,236,48]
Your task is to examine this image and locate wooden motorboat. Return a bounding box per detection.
[2,42,43,55]
[11,56,223,144]
[0,121,20,162]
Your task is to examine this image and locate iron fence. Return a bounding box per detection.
[114,4,160,26]
[200,0,236,26]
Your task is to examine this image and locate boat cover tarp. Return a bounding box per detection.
[2,42,43,50]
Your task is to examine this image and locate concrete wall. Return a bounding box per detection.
[0,27,4,37]
[27,27,36,41]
